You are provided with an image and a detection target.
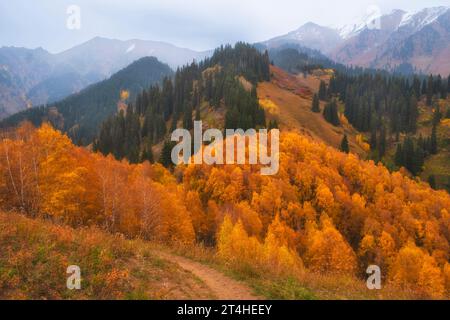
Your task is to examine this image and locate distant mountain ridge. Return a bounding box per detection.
[261,22,342,54]
[1,56,173,144]
[263,6,450,75]
[0,37,210,119]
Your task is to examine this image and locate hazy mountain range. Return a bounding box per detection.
[1,56,173,144]
[0,38,208,119]
[264,6,450,74]
[1,6,449,119]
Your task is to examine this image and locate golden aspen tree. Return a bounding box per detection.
[185,190,208,241]
[315,182,335,214]
[217,216,263,272]
[443,262,450,294]
[418,255,445,298]
[306,215,357,275]
[263,216,304,276]
[234,201,263,237]
[378,231,396,269]
[37,124,88,225]
[390,241,445,298]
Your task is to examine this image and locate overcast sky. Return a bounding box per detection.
[1,0,449,53]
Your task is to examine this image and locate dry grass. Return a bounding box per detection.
[157,242,424,300]
[0,211,214,300]
[258,66,367,157]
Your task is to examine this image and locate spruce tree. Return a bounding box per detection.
[323,99,340,126]
[340,134,349,153]
[183,102,193,130]
[426,75,434,106]
[412,145,424,175]
[195,104,201,121]
[141,138,154,163]
[268,119,279,130]
[431,124,438,155]
[422,78,427,95]
[370,129,377,151]
[448,75,450,94]
[311,94,320,113]
[379,126,387,158]
[159,140,176,168]
[318,81,327,101]
[395,143,403,167]
[432,103,442,126]
[428,175,437,190]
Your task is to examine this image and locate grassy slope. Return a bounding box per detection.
[258,66,367,157]
[0,211,214,300]
[421,99,450,191]
[163,243,420,300]
[263,65,448,191]
[382,97,450,191]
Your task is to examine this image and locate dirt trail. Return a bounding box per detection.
[157,252,262,300]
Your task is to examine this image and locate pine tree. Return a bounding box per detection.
[426,75,434,106]
[428,175,437,190]
[318,81,327,101]
[408,96,418,133]
[422,78,428,95]
[412,77,420,99]
[412,145,424,175]
[311,94,320,113]
[183,102,194,130]
[340,135,349,153]
[432,103,442,126]
[323,99,340,126]
[379,126,387,158]
[431,124,438,155]
[370,129,377,151]
[159,140,176,168]
[195,104,201,121]
[395,143,404,167]
[268,119,279,130]
[141,138,154,163]
[447,75,450,94]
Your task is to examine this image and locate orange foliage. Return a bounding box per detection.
[0,123,194,245]
[1,123,450,297]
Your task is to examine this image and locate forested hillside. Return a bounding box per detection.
[1,123,449,298]
[0,57,173,145]
[269,46,450,190]
[327,72,450,190]
[93,43,270,163]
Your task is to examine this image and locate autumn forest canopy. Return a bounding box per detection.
[1,42,450,300]
[1,122,450,298]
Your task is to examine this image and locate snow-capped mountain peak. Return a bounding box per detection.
[399,6,449,31]
[338,8,407,39]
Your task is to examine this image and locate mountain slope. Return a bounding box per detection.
[263,22,342,54]
[0,47,54,118]
[332,9,407,68]
[1,57,173,144]
[56,37,210,75]
[258,66,367,156]
[0,37,209,118]
[0,211,216,300]
[264,6,450,74]
[333,7,450,74]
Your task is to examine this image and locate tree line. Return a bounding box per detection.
[94,43,270,164]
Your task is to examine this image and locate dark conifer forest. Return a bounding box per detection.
[94,43,270,163]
